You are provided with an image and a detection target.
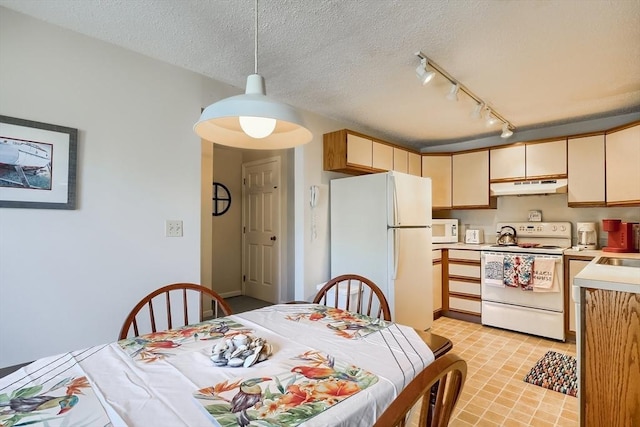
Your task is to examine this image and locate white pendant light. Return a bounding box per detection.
[194,0,312,149]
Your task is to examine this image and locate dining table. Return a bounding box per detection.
[0,304,450,427]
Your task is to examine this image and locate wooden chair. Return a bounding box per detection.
[373,353,467,427]
[313,274,392,321]
[118,283,232,340]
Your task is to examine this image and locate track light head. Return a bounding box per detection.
[416,58,435,85]
[501,123,514,138]
[471,102,484,119]
[447,83,460,101]
[485,109,498,127]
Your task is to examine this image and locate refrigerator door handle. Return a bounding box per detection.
[390,174,399,226]
[392,228,400,279]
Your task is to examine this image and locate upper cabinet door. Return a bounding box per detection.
[372,142,393,171]
[452,150,494,209]
[408,152,422,176]
[346,133,373,167]
[490,145,526,181]
[567,134,605,207]
[393,147,408,173]
[526,139,567,178]
[422,155,452,209]
[606,123,640,206]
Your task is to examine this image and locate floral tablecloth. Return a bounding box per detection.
[0,304,434,427]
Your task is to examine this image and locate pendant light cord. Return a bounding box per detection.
[254,0,258,74]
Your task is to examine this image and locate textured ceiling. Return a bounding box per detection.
[1,0,639,150]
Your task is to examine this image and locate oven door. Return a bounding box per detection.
[480,252,564,312]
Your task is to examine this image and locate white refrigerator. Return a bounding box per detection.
[330,171,433,330]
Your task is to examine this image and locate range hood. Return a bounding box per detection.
[490,179,568,196]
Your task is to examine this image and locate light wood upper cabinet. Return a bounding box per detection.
[324,129,417,175]
[392,147,408,173]
[372,142,393,171]
[408,152,421,176]
[490,139,566,181]
[345,133,372,167]
[605,122,640,206]
[452,150,495,209]
[526,139,567,178]
[393,148,421,176]
[490,145,526,181]
[568,134,605,207]
[422,155,452,209]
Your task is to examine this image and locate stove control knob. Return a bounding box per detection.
[560,225,566,232]
[551,225,557,231]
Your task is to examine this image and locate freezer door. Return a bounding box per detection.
[389,227,433,330]
[388,172,432,227]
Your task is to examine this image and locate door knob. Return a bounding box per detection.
[270,236,277,241]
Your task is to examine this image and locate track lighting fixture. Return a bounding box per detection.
[485,111,499,127]
[414,51,514,138]
[415,58,436,85]
[501,123,514,138]
[447,83,460,101]
[471,102,484,119]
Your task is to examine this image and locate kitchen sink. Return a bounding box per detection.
[597,257,640,268]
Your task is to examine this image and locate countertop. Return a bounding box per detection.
[574,252,640,294]
[432,242,484,250]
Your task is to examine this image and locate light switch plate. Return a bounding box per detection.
[165,220,183,237]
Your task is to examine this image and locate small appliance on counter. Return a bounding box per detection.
[465,228,484,244]
[602,219,639,253]
[576,222,598,250]
[432,219,458,243]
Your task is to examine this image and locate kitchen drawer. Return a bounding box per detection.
[432,249,442,262]
[449,249,480,262]
[449,263,481,279]
[449,280,481,296]
[449,296,481,314]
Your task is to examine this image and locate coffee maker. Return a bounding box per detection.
[602,219,638,253]
[576,222,597,250]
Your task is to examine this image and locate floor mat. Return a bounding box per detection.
[523,350,578,397]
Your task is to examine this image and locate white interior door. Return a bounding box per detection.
[242,158,280,303]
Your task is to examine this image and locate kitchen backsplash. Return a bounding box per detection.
[436,194,640,247]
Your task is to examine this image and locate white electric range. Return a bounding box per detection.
[480,222,571,341]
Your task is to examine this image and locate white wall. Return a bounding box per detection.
[211,146,243,297]
[0,9,238,367]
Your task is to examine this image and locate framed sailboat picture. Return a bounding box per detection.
[0,115,78,209]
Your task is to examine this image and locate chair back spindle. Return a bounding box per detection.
[313,274,391,321]
[119,283,232,340]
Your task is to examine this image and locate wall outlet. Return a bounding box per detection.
[165,220,183,237]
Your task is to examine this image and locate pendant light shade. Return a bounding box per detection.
[195,75,312,149]
[194,0,312,150]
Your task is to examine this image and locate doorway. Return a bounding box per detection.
[242,157,281,303]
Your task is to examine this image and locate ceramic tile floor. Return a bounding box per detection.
[417,316,578,427]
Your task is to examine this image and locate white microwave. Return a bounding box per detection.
[432,219,459,243]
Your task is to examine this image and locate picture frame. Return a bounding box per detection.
[0,115,78,209]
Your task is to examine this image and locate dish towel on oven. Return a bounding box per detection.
[533,258,558,292]
[503,254,535,290]
[484,254,505,287]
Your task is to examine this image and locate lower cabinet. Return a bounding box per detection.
[566,257,592,340]
[445,249,481,322]
[433,250,442,318]
[581,287,640,425]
